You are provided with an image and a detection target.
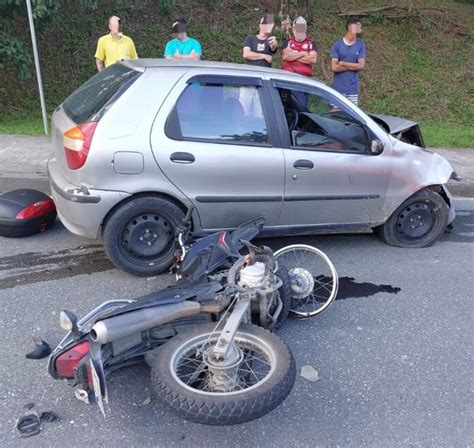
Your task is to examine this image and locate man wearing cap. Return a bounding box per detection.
[95,15,138,72]
[243,14,278,68]
[164,18,202,61]
[330,16,366,106]
[281,16,317,111]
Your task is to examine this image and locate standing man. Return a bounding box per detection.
[164,18,202,61]
[95,16,138,72]
[330,16,366,106]
[281,16,317,111]
[243,13,278,67]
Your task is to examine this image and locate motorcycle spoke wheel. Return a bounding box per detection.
[151,324,295,425]
[274,244,338,318]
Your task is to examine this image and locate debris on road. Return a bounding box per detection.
[25,336,52,360]
[16,410,42,438]
[141,397,152,406]
[40,411,60,423]
[300,365,320,382]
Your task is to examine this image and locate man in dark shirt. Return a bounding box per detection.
[243,14,278,68]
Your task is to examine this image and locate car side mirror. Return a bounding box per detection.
[370,139,384,155]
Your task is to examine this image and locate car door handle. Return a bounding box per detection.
[170,152,195,164]
[293,159,314,170]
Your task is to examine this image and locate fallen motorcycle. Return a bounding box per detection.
[48,209,338,425]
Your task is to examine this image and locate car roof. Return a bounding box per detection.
[123,58,326,87]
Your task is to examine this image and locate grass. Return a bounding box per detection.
[1,0,473,142]
[421,123,474,148]
[0,113,48,136]
[1,113,472,148]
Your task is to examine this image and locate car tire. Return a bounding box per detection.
[375,189,449,248]
[103,196,184,276]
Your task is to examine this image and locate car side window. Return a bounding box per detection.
[277,86,369,153]
[167,82,269,145]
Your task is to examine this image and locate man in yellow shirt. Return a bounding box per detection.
[95,16,138,71]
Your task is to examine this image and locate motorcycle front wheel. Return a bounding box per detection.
[151,323,296,425]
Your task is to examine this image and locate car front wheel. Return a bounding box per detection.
[103,196,184,276]
[375,189,449,248]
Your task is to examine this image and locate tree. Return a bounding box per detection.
[0,0,59,80]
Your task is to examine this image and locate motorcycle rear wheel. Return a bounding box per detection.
[150,323,296,425]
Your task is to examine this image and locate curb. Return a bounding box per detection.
[444,181,474,198]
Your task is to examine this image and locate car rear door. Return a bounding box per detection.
[269,79,392,228]
[150,72,284,230]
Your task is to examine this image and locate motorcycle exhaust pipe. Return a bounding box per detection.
[90,301,201,344]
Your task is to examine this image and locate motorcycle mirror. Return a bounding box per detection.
[60,310,80,335]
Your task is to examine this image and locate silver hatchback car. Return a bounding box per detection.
[49,60,457,275]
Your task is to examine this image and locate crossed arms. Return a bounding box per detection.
[165,50,201,61]
[331,58,365,72]
[282,48,317,65]
[243,47,274,64]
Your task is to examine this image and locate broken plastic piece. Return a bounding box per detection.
[300,365,320,382]
[40,411,60,423]
[141,396,152,406]
[16,411,42,438]
[26,337,52,360]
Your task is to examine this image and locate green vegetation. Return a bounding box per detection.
[422,123,474,148]
[0,0,473,147]
[0,113,46,135]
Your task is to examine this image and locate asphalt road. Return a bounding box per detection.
[0,200,473,447]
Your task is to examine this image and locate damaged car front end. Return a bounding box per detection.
[369,113,425,148]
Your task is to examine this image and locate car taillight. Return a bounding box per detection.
[55,341,90,379]
[16,198,56,220]
[63,122,98,170]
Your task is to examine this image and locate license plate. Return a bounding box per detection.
[90,359,107,417]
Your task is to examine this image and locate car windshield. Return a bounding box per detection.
[63,64,140,123]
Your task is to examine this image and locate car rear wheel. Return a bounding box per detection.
[375,189,449,248]
[103,196,184,276]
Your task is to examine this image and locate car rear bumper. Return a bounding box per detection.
[48,158,131,239]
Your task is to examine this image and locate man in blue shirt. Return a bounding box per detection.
[164,18,202,61]
[330,16,366,107]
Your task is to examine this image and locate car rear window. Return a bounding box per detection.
[62,64,140,123]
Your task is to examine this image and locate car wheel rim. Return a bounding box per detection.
[122,213,174,259]
[395,201,436,240]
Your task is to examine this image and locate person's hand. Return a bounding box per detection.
[174,50,181,59]
[264,54,273,64]
[268,36,278,50]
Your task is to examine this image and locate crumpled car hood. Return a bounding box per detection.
[369,113,425,148]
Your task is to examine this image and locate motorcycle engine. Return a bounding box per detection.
[238,261,282,330]
[238,262,266,288]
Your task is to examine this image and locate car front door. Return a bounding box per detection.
[151,73,284,230]
[270,80,392,228]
